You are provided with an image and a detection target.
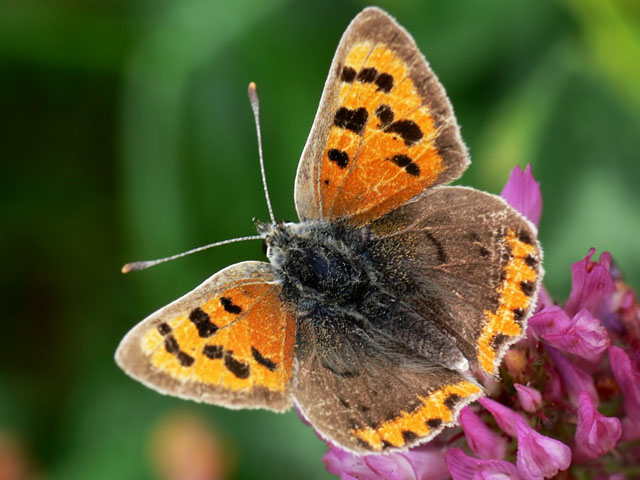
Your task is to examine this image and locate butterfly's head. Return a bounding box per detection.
[253,217,298,267]
[253,217,274,237]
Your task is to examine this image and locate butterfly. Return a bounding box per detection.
[116,7,542,454]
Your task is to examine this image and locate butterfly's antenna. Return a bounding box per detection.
[121,235,262,273]
[248,82,276,224]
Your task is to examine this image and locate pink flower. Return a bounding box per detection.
[543,365,564,404]
[540,309,609,367]
[574,392,621,462]
[515,417,571,480]
[500,164,542,226]
[564,249,616,317]
[459,407,508,459]
[529,306,571,338]
[545,346,598,407]
[478,397,524,437]
[514,384,542,413]
[446,448,522,480]
[323,442,449,480]
[317,163,640,479]
[609,346,640,441]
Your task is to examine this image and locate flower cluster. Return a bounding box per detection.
[322,165,640,479]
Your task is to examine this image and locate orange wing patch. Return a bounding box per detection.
[318,42,443,224]
[477,229,540,374]
[142,283,296,393]
[351,380,482,451]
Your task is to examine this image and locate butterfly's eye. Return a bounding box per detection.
[262,239,268,255]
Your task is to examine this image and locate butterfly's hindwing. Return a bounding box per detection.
[366,186,543,375]
[294,314,481,453]
[116,261,296,411]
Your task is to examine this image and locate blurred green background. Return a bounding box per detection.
[1,0,639,478]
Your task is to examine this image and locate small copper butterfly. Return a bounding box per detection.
[116,7,543,453]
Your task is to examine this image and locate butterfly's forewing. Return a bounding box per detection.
[295,7,468,225]
[367,186,543,376]
[116,261,296,411]
[293,316,482,453]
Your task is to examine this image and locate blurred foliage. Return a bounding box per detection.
[1,0,639,478]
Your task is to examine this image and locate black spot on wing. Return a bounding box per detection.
[164,335,195,367]
[479,246,490,258]
[491,333,509,350]
[334,107,368,135]
[356,438,373,451]
[157,322,171,336]
[525,255,538,269]
[341,65,356,82]
[385,120,423,146]
[513,308,526,322]
[404,163,420,177]
[518,230,534,245]
[375,73,393,93]
[444,394,461,410]
[375,105,394,129]
[357,67,378,83]
[220,297,242,314]
[520,281,535,297]
[189,307,218,338]
[177,351,195,367]
[251,346,277,371]
[402,430,418,443]
[202,344,224,359]
[224,351,250,379]
[327,149,349,169]
[164,335,179,354]
[388,154,421,177]
[426,418,442,429]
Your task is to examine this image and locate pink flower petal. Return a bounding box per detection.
[545,346,598,407]
[514,384,543,413]
[542,309,609,365]
[478,397,524,437]
[459,407,508,459]
[396,444,450,480]
[564,249,616,317]
[528,306,571,338]
[574,391,622,462]
[323,442,450,480]
[445,448,521,480]
[500,164,542,227]
[543,365,565,404]
[515,417,571,480]
[609,346,640,441]
[324,444,378,480]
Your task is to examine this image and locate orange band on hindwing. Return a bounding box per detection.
[477,229,539,374]
[350,381,482,451]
